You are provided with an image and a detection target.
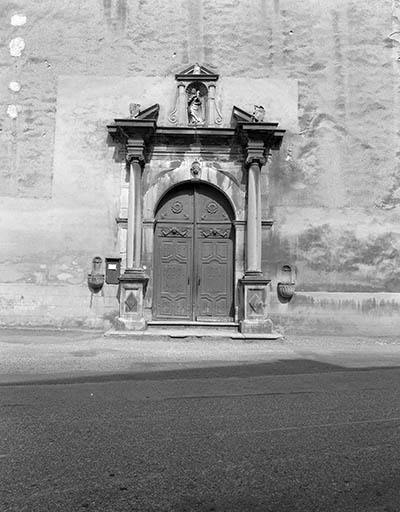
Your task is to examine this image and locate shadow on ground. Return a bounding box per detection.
[2,358,400,386]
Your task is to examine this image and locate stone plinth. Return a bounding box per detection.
[239,275,273,334]
[117,269,149,331]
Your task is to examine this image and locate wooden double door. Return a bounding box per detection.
[154,183,234,321]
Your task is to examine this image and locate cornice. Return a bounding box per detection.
[107,106,286,165]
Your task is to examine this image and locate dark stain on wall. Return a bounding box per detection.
[117,0,127,28]
[103,0,127,31]
[298,225,397,271]
[266,223,400,293]
[295,225,400,291]
[294,294,400,314]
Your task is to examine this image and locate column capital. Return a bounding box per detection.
[126,138,145,166]
[126,153,145,165]
[246,140,268,168]
[246,154,266,167]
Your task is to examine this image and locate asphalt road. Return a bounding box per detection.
[1,360,400,512]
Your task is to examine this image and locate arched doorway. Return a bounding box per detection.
[154,182,235,321]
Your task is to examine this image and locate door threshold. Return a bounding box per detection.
[149,320,238,327]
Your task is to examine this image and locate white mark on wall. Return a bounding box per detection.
[9,37,25,57]
[57,273,74,281]
[11,14,27,26]
[7,104,22,119]
[9,81,21,92]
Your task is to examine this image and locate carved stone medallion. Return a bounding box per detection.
[170,201,183,214]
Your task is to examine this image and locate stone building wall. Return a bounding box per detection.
[0,0,398,334]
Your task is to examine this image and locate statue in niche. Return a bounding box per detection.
[187,85,206,125]
[251,105,265,123]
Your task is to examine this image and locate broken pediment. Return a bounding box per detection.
[127,103,160,121]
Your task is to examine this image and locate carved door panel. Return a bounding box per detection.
[154,225,193,319]
[196,225,234,321]
[154,183,234,322]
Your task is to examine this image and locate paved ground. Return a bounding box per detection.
[1,328,400,384]
[1,357,400,511]
[2,329,400,511]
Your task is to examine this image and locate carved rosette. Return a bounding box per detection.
[170,201,184,214]
[206,201,218,214]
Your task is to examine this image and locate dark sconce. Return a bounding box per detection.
[277,265,296,304]
[87,256,105,294]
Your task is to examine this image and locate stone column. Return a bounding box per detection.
[133,160,142,268]
[126,138,145,269]
[126,158,138,268]
[246,158,264,275]
[239,145,273,335]
[116,138,148,331]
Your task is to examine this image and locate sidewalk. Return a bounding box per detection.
[1,328,400,384]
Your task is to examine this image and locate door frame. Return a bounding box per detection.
[152,182,236,322]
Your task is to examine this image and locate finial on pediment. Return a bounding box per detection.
[251,105,266,123]
[233,105,267,124]
[129,103,141,119]
[126,103,159,121]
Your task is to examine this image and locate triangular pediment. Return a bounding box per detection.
[175,63,219,81]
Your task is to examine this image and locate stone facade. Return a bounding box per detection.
[0,1,399,335]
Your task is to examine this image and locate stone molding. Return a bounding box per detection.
[126,138,146,165]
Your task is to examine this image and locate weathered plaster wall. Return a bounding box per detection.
[0,0,398,333]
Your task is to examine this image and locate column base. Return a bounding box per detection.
[117,269,148,332]
[239,274,273,334]
[240,319,273,334]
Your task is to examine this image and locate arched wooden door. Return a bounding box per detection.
[154,183,235,321]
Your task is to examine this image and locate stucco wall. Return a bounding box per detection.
[0,0,398,333]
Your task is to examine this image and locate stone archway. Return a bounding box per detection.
[153,182,235,322]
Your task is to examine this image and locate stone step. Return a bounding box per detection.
[147,320,239,333]
[105,324,282,341]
